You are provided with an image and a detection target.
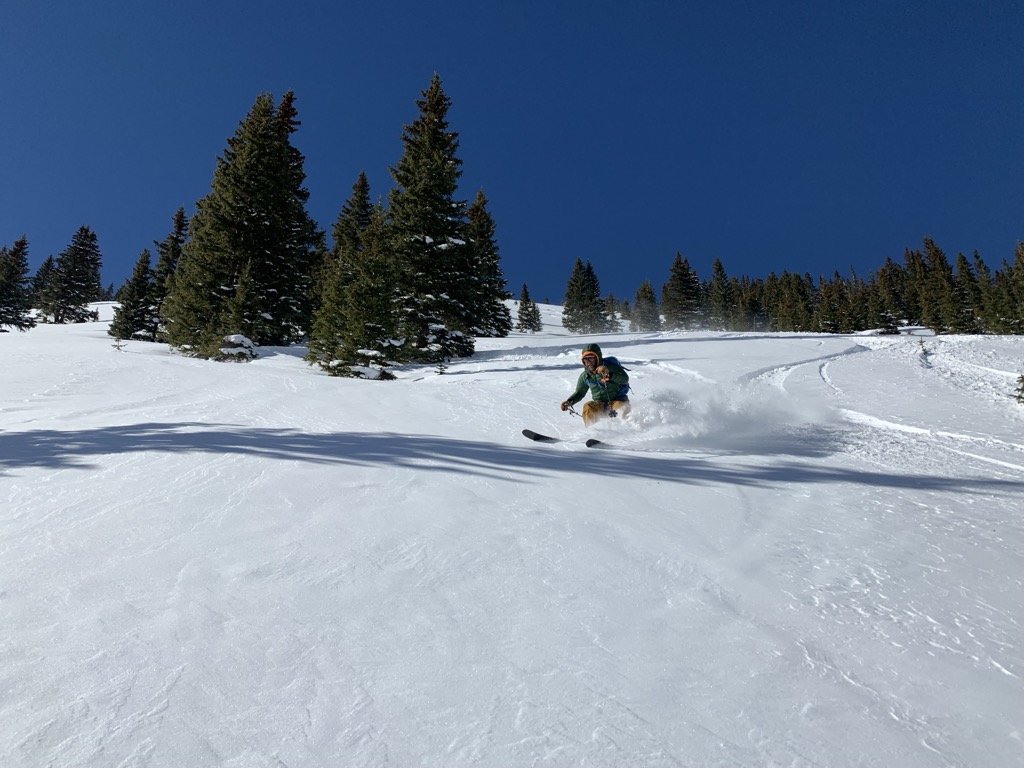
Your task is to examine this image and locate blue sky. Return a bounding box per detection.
[2,1,1022,303]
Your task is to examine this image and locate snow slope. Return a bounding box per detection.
[2,304,1023,767]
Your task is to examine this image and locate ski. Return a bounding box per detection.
[522,429,560,443]
[522,430,618,449]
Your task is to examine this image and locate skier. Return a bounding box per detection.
[560,343,631,427]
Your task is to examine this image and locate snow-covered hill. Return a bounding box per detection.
[2,305,1023,767]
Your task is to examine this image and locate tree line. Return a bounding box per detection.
[3,72,1024,360]
[557,239,1024,336]
[0,75,513,379]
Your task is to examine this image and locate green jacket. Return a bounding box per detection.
[566,342,630,405]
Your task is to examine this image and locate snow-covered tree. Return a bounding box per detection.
[388,73,474,364]
[162,92,321,358]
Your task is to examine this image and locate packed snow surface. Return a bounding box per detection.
[2,303,1023,767]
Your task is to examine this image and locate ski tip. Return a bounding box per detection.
[585,438,610,448]
[523,429,559,443]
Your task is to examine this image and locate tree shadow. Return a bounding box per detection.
[2,422,1022,495]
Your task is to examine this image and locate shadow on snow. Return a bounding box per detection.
[2,422,1022,495]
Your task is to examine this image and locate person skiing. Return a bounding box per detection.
[560,343,631,427]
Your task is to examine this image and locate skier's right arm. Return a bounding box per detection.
[561,373,588,410]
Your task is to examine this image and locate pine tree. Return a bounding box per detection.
[308,205,402,378]
[602,293,622,332]
[388,73,474,364]
[307,177,401,377]
[309,171,374,320]
[31,256,58,320]
[562,258,606,333]
[867,256,905,333]
[661,252,703,330]
[515,283,543,332]
[949,252,982,334]
[770,272,815,331]
[815,272,850,333]
[51,225,104,323]
[734,276,768,331]
[919,238,958,334]
[990,263,1019,333]
[971,251,998,332]
[324,171,373,299]
[162,92,321,358]
[152,207,188,327]
[902,246,927,327]
[705,258,735,330]
[1003,242,1024,333]
[0,236,36,332]
[630,280,662,332]
[109,249,158,341]
[464,190,512,337]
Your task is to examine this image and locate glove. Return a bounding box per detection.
[560,401,570,411]
[596,365,610,382]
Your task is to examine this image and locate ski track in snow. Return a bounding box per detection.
[2,310,1024,767]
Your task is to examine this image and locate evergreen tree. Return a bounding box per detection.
[661,252,703,330]
[990,263,1019,333]
[562,258,606,333]
[734,276,767,331]
[51,225,104,323]
[902,246,927,327]
[867,256,905,333]
[31,256,59,320]
[949,252,982,334]
[705,258,735,330]
[770,271,815,331]
[846,269,869,331]
[109,249,158,341]
[307,177,400,376]
[971,251,999,332]
[919,238,958,333]
[630,280,662,332]
[322,171,373,300]
[162,92,321,358]
[603,292,622,332]
[762,272,782,328]
[815,272,851,333]
[387,73,474,364]
[307,205,402,378]
[515,283,543,332]
[0,236,36,332]
[464,189,512,337]
[335,172,374,256]
[310,171,374,315]
[152,208,188,317]
[1003,242,1024,332]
